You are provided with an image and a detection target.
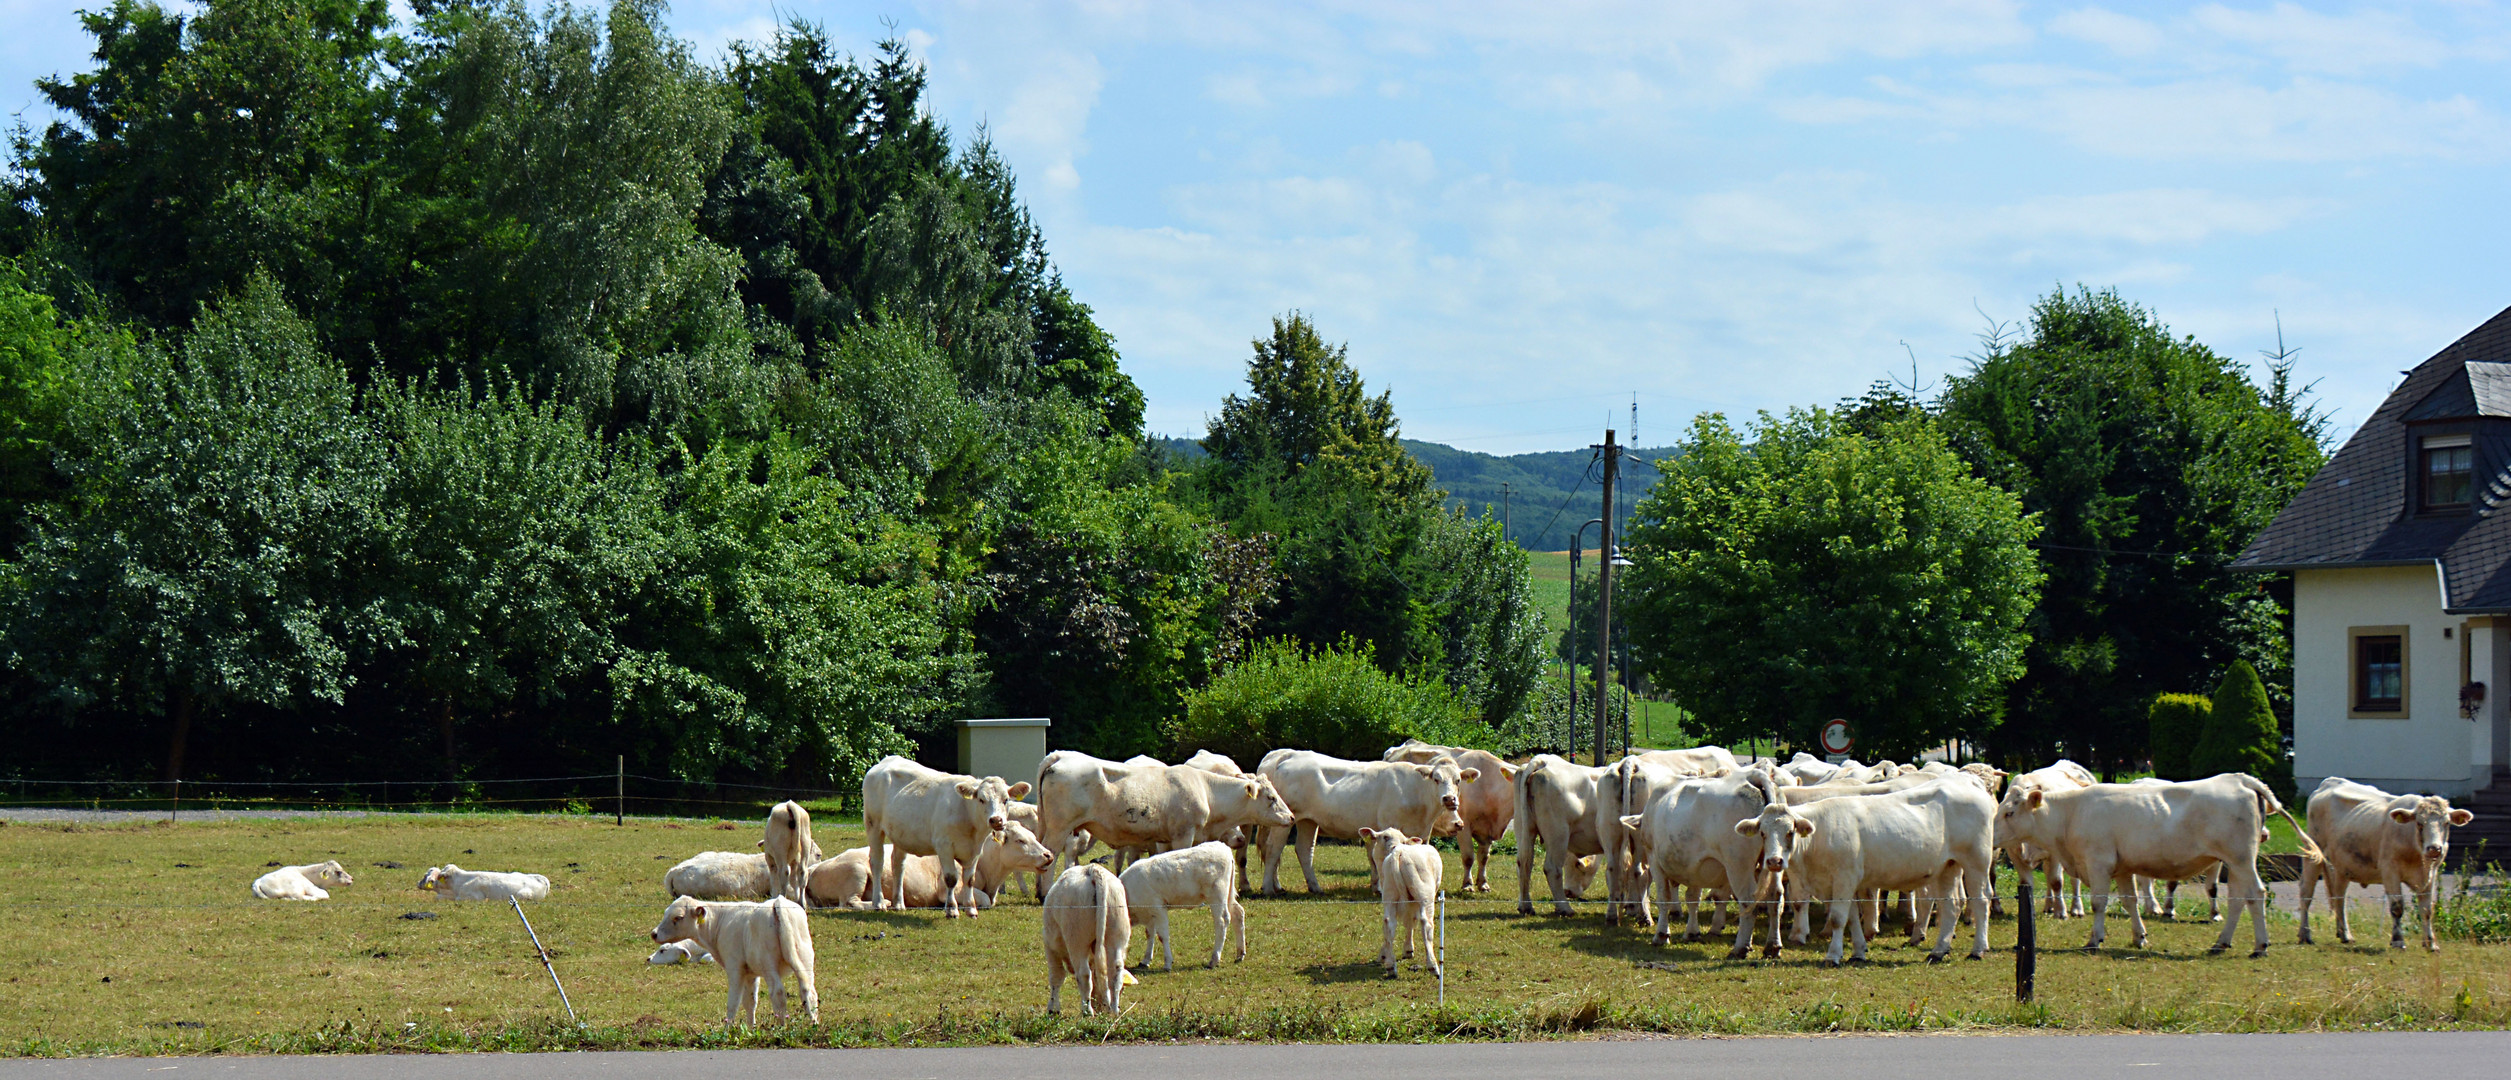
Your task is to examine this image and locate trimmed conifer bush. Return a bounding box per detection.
[2194,660,2293,802]
[2147,693,2211,780]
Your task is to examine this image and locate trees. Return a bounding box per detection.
[2,278,397,779]
[2147,693,2210,781]
[1620,410,2042,759]
[1937,286,2325,775]
[1189,313,1544,726]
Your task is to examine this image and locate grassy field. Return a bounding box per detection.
[4,813,2506,1055]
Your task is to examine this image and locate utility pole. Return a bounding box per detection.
[1501,481,1511,543]
[1594,429,1620,767]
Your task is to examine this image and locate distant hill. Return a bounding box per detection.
[1153,436,1673,552]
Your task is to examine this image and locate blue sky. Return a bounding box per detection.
[7,1,2509,453]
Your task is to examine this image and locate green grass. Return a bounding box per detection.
[1527,549,1571,639]
[5,813,2509,1054]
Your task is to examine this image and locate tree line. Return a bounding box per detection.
[0,0,1544,789]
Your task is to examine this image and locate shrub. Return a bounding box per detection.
[1170,637,1491,764]
[2195,660,2291,802]
[2147,693,2211,780]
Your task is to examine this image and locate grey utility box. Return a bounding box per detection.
[956,717,1050,790]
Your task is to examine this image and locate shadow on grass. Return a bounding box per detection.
[1292,957,1400,985]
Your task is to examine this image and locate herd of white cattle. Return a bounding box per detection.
[242,741,2484,1027]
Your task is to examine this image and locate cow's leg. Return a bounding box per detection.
[1379,905,1399,974]
[724,965,750,1026]
[2298,851,2322,944]
[1260,824,1290,896]
[2210,858,2258,954]
[2417,876,2440,953]
[1074,949,1097,1016]
[1968,865,1992,959]
[764,965,789,1022]
[1827,891,1855,966]
[1047,946,1067,1014]
[864,820,888,911]
[2117,871,2150,948]
[2385,878,2409,950]
[1229,893,1248,962]
[2244,860,2273,956]
[1295,821,1323,893]
[2079,856,2114,950]
[1151,903,1174,971]
[2330,872,2355,944]
[1205,894,1228,967]
[1791,877,1812,945]
[2207,863,2223,922]
[1516,831,1540,916]
[1650,870,1675,947]
[1543,847,1575,916]
[1925,866,1962,962]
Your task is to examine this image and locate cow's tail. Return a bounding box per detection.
[2235,772,2324,868]
[1514,757,1542,903]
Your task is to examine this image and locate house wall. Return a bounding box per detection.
[2294,564,2478,797]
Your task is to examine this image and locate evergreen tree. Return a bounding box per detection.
[2195,659,2290,800]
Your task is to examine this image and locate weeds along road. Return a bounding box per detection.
[5,1032,2510,1080]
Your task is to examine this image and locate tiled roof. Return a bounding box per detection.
[2235,304,2511,611]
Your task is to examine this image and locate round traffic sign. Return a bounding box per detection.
[1818,719,1853,756]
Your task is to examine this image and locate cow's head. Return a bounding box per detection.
[1357,826,1415,869]
[1996,785,2051,849]
[1247,776,1297,827]
[956,776,1033,837]
[991,821,1057,873]
[2390,795,2474,864]
[652,895,705,944]
[1414,760,1475,835]
[417,867,445,892]
[1734,803,1812,875]
[303,861,351,886]
[1563,853,1602,896]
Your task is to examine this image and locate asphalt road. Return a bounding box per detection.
[4,1032,2506,1080]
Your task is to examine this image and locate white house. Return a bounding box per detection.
[2237,308,2511,805]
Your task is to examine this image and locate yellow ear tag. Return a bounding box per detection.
[695,911,705,924]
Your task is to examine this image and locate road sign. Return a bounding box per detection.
[1818,718,1853,756]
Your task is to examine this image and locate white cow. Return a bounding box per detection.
[1512,754,1607,915]
[1999,760,2099,917]
[1597,754,1684,927]
[2298,777,2475,952]
[1631,745,1741,777]
[418,864,551,901]
[251,861,352,901]
[666,851,771,900]
[804,821,1055,910]
[1036,751,1296,886]
[649,895,818,1026]
[1998,772,2322,956]
[1746,775,1998,965]
[1256,750,1476,896]
[859,755,1032,917]
[1780,752,1843,786]
[1619,767,1789,957]
[1381,739,1521,892]
[1118,841,1246,971]
[1182,750,1260,891]
[760,800,815,906]
[1043,864,1131,1015]
[1358,826,1443,979]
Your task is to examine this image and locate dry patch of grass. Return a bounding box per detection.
[2,814,2506,1054]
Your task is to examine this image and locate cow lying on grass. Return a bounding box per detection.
[418,864,551,901]
[251,861,352,901]
[804,821,1054,910]
[664,851,769,900]
[650,895,817,1026]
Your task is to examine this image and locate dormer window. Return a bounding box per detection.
[2422,434,2472,511]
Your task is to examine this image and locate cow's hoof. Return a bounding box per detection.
[2249,947,2268,959]
[2207,943,2228,954]
[1926,952,1946,965]
[1516,906,1535,917]
[1382,969,1398,980]
[2391,940,2406,950]
[1826,959,1842,968]
[2298,930,2314,945]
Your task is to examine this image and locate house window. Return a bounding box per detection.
[2422,435,2473,511]
[2349,625,2409,718]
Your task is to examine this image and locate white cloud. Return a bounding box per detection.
[2049,7,2165,56]
[2193,2,2450,75]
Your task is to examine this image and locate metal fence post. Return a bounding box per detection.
[616,756,624,826]
[2015,868,2036,1003]
[511,896,577,1023]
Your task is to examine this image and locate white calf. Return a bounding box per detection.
[646,941,713,965]
[650,895,818,1026]
[1043,864,1131,1015]
[1118,841,1246,971]
[761,800,815,906]
[1359,827,1443,978]
[251,861,352,901]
